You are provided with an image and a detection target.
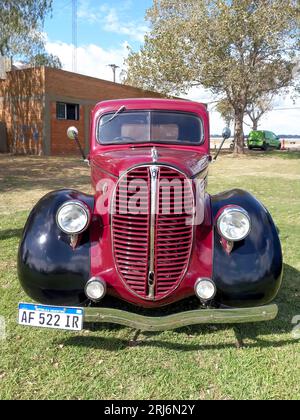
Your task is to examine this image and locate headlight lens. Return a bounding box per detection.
[217,206,251,242]
[56,201,90,234]
[85,278,106,302]
[195,278,216,301]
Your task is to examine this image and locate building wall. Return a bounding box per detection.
[0,67,163,156]
[45,68,162,102]
[0,68,45,155]
[45,68,162,156]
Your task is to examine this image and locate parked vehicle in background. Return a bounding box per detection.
[248,130,281,151]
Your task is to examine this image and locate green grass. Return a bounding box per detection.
[0,153,299,400]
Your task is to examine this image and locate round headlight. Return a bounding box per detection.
[195,278,216,301]
[56,201,90,234]
[85,278,106,302]
[217,207,251,242]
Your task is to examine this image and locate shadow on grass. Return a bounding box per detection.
[0,228,23,241]
[0,156,90,194]
[63,264,300,352]
[62,333,297,352]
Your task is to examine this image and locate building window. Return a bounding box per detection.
[56,102,79,121]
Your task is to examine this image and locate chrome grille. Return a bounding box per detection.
[112,165,194,300]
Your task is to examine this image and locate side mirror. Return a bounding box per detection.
[66,126,88,163]
[222,127,231,140]
[213,127,232,161]
[67,126,79,141]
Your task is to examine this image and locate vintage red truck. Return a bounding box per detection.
[18,99,283,332]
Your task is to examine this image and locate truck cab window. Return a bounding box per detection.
[98,111,203,145]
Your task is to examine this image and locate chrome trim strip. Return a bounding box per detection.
[148,166,159,299]
[151,147,158,162]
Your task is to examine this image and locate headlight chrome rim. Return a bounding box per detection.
[194,278,217,301]
[85,277,107,302]
[217,206,251,242]
[56,200,91,235]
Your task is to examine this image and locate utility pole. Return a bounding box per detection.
[72,0,78,73]
[108,64,120,83]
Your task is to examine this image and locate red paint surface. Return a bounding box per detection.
[89,98,213,308]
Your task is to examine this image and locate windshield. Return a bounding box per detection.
[97,111,203,145]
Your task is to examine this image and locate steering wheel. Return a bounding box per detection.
[113,136,136,142]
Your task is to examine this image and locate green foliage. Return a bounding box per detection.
[0,1,52,58]
[216,99,235,127]
[29,52,62,69]
[125,0,300,152]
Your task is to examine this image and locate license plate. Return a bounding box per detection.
[18,303,84,331]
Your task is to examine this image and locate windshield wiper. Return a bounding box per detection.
[101,105,126,127]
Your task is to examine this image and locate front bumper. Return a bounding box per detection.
[84,304,278,332]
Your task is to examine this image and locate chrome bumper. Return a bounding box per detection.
[84,304,278,332]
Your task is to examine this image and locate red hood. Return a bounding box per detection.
[90,146,210,179]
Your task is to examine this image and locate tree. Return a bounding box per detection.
[215,99,234,128]
[216,95,274,131]
[125,0,299,154]
[0,1,52,59]
[29,52,62,69]
[245,95,274,131]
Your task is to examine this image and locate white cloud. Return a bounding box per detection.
[77,0,148,43]
[46,40,130,82]
[102,9,148,43]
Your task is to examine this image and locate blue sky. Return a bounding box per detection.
[44,0,299,134]
[45,0,152,50]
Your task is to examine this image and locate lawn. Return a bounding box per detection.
[0,152,299,400]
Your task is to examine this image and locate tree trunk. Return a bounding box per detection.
[252,119,258,131]
[234,109,245,154]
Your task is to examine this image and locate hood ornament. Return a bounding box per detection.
[151,147,158,163]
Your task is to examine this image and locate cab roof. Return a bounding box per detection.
[93,98,208,117]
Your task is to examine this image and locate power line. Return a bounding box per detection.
[72,0,77,73]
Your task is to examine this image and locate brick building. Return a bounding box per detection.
[0,67,162,155]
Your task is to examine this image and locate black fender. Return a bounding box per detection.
[211,189,283,308]
[18,189,94,306]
